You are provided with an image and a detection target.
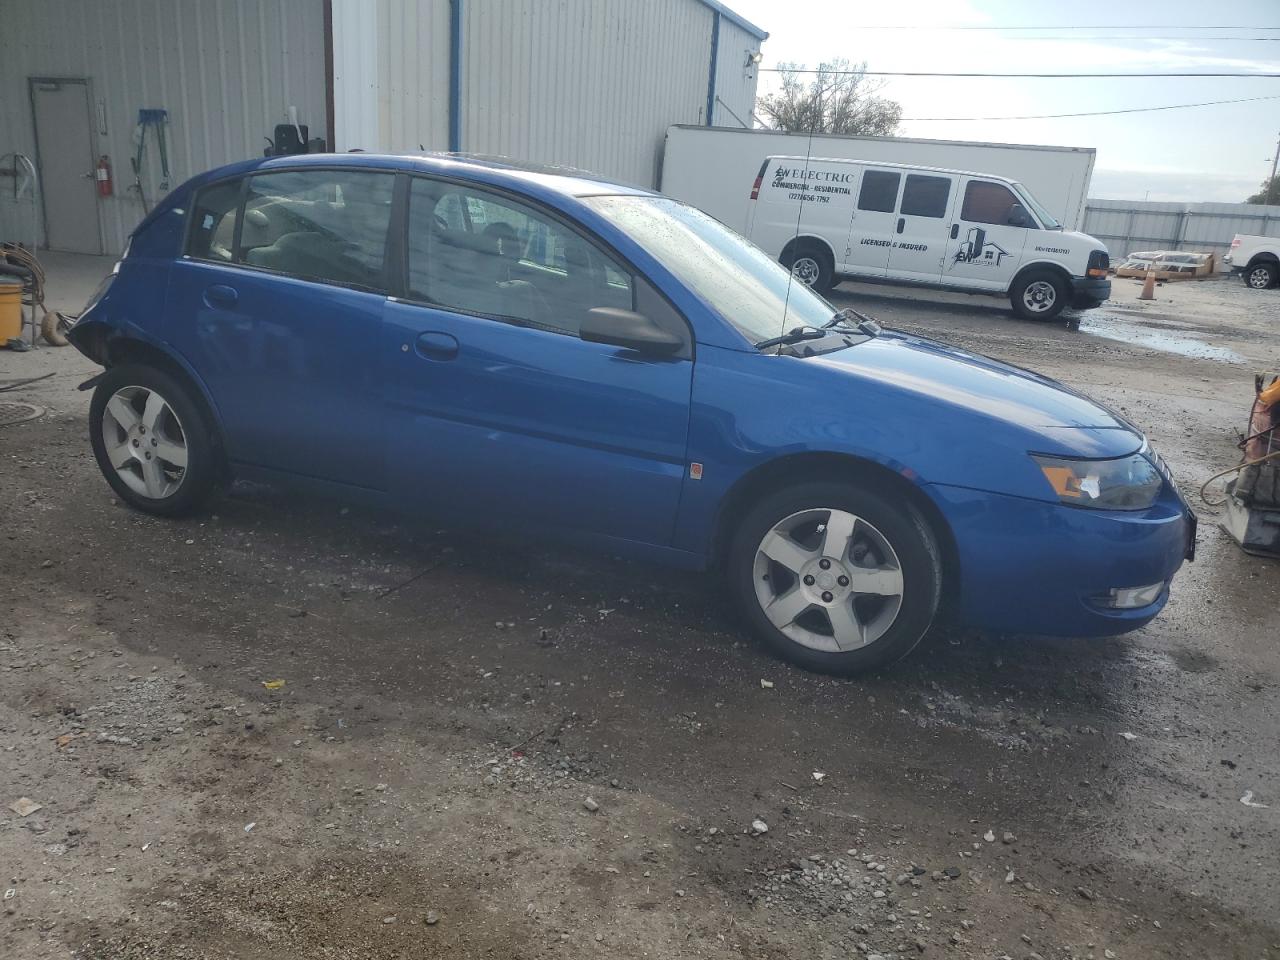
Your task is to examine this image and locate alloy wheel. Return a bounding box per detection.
[1248,267,1272,289]
[100,385,188,499]
[752,507,905,652]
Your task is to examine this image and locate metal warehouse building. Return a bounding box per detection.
[0,0,765,256]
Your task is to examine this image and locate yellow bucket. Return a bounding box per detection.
[0,279,22,341]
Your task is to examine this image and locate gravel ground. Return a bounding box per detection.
[1,265,1278,959]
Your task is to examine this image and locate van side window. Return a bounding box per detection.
[187,179,242,262]
[900,175,951,218]
[857,171,900,213]
[237,170,395,289]
[962,181,1029,227]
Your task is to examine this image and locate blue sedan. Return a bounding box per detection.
[68,154,1195,674]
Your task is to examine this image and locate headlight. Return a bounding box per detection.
[1032,452,1163,510]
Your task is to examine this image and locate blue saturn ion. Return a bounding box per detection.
[68,154,1196,674]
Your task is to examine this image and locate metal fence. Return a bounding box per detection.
[1082,199,1280,271]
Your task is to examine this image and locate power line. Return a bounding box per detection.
[901,93,1280,121]
[760,68,1280,78]
[985,35,1280,41]
[851,24,1280,30]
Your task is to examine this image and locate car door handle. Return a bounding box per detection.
[950,223,959,239]
[896,217,905,234]
[203,284,238,307]
[414,331,459,361]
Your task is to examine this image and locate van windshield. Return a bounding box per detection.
[582,195,839,345]
[1012,184,1061,230]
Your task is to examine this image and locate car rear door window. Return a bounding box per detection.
[187,179,242,262]
[857,170,900,213]
[235,169,395,290]
[961,180,1025,226]
[406,178,633,336]
[899,175,951,218]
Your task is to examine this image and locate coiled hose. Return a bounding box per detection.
[0,243,69,345]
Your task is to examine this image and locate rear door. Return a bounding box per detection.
[167,167,394,489]
[754,160,856,268]
[885,173,953,283]
[843,168,901,278]
[942,178,1030,291]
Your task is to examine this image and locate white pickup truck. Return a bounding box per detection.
[1225,235,1280,289]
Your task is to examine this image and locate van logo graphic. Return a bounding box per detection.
[953,227,1008,267]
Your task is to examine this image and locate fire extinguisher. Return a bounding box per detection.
[95,155,113,198]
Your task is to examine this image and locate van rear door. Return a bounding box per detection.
[843,168,902,278]
[941,178,1029,291]
[885,173,953,283]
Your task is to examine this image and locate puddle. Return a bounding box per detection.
[1077,316,1243,363]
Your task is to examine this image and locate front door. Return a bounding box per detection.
[941,178,1030,291]
[886,173,953,283]
[166,168,395,489]
[386,176,693,545]
[842,168,901,278]
[30,78,102,254]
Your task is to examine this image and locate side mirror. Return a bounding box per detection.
[580,307,683,356]
[1007,203,1033,228]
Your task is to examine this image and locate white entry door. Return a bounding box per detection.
[31,78,102,254]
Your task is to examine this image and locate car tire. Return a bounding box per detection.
[728,481,942,675]
[89,363,220,517]
[1244,261,1276,290]
[1010,270,1069,321]
[783,243,834,295]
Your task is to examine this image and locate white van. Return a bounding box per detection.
[745,156,1111,320]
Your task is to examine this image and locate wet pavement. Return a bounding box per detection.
[1,268,1277,959]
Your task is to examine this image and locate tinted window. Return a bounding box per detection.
[187,179,242,262]
[237,169,394,289]
[900,175,951,218]
[962,180,1025,226]
[857,170,900,213]
[407,178,632,336]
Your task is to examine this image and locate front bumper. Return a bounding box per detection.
[929,482,1194,637]
[1070,275,1111,308]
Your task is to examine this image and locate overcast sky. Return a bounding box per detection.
[725,0,1279,203]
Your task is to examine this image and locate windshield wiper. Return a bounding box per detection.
[755,327,826,350]
[825,307,882,337]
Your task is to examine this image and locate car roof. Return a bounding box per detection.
[766,155,1018,185]
[242,151,657,199]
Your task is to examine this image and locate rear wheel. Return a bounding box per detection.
[783,243,834,295]
[1245,262,1276,290]
[1011,270,1068,321]
[89,364,220,516]
[728,481,942,675]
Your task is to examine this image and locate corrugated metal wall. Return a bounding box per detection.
[460,0,716,187]
[1083,199,1280,269]
[711,17,760,128]
[338,0,764,188]
[0,0,326,255]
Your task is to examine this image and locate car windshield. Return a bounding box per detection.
[582,194,839,345]
[1012,183,1061,230]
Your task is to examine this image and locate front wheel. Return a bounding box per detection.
[1010,271,1068,321]
[1244,262,1276,290]
[89,364,220,516]
[728,481,942,675]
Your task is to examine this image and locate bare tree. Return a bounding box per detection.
[757,59,901,137]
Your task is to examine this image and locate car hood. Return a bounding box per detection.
[813,330,1143,459]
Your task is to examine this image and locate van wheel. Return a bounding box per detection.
[728,481,942,675]
[783,244,834,295]
[89,364,220,517]
[1245,262,1276,290]
[1011,270,1068,321]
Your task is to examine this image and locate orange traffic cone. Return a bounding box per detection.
[1138,265,1156,300]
